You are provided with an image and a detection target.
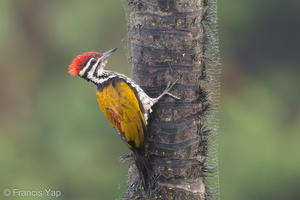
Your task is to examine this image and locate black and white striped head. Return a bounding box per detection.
[68,48,117,80]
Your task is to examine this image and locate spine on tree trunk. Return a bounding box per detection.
[123,0,221,199]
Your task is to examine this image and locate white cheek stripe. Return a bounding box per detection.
[79,58,102,77]
[87,59,100,77]
[79,58,93,76]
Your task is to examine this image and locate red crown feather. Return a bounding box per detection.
[68,51,101,76]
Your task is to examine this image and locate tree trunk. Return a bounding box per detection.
[124,0,220,199]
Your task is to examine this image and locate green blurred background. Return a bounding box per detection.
[0,0,299,200]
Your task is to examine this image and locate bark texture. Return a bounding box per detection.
[125,0,212,199]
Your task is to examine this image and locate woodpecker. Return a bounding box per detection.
[68,48,178,188]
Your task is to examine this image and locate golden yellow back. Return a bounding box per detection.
[96,79,147,148]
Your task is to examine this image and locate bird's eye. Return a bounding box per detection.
[89,58,97,66]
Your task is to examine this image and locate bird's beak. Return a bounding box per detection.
[101,47,118,61]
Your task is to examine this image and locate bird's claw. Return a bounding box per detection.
[164,80,180,100]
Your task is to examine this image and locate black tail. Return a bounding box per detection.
[132,147,154,189]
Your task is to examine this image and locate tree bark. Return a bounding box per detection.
[124,0,218,199]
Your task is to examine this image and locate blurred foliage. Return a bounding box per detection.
[0,0,299,200]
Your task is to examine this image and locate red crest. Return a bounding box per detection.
[68,51,101,76]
